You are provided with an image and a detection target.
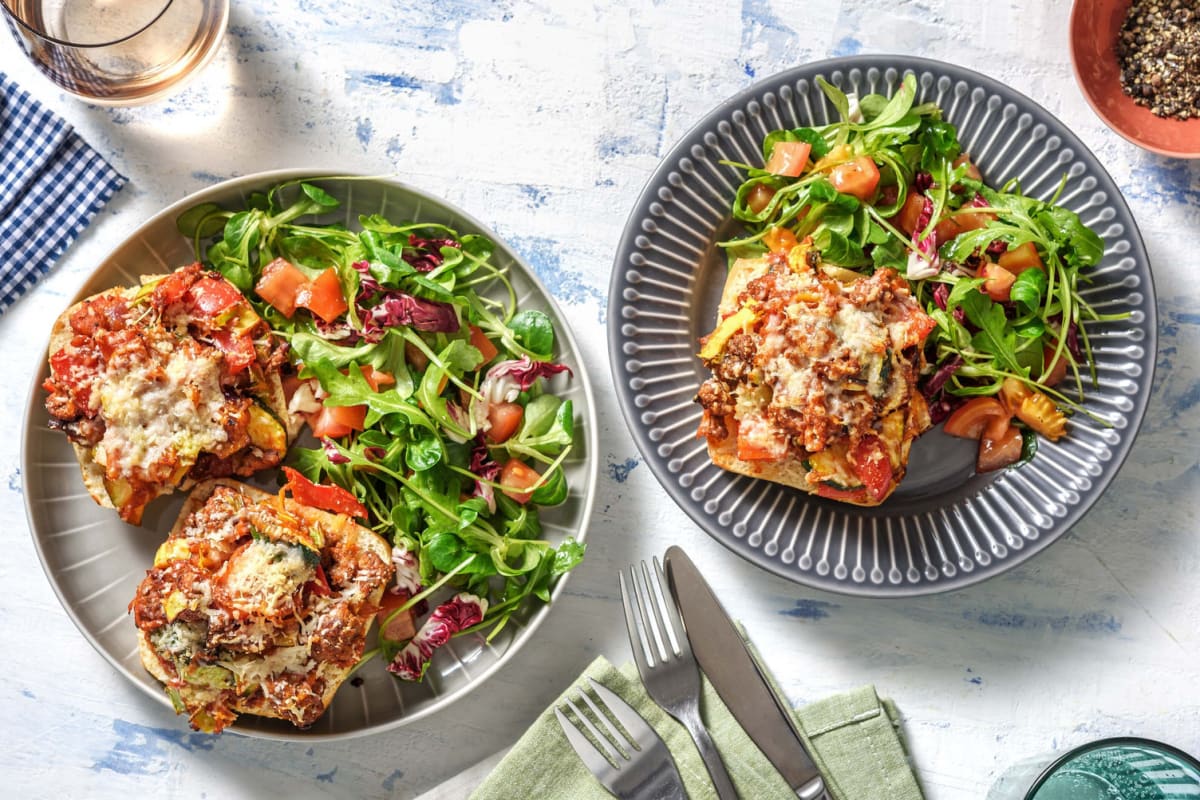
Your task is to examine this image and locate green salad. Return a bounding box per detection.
[178,179,584,680]
[719,74,1124,471]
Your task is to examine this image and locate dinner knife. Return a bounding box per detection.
[664,545,832,800]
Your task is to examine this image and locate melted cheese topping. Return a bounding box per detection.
[95,344,229,477]
[220,540,315,621]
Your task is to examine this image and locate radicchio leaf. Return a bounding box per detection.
[365,292,460,333]
[479,356,573,405]
[907,195,940,280]
[393,541,423,597]
[470,435,502,514]
[387,593,488,681]
[404,235,461,272]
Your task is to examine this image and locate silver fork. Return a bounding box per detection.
[620,558,740,800]
[555,677,688,800]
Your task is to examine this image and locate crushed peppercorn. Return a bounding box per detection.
[1115,0,1200,120]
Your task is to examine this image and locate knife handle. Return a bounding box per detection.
[680,712,740,800]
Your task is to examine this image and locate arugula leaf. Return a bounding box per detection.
[959,291,1025,375]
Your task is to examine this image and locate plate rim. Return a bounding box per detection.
[21,167,600,739]
[607,54,1158,597]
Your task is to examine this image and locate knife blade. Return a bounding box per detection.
[664,545,831,800]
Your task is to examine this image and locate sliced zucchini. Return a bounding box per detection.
[247,402,288,453]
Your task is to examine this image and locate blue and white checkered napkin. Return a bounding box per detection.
[0,71,126,314]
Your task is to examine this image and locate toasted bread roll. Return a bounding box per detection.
[43,264,294,524]
[696,250,934,506]
[131,479,395,733]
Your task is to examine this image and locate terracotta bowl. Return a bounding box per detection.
[1069,0,1200,158]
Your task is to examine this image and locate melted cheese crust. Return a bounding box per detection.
[697,253,932,497]
[131,484,393,733]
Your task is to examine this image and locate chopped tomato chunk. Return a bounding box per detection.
[892,191,927,237]
[935,208,995,242]
[980,261,1017,302]
[764,141,811,177]
[746,183,777,215]
[499,459,542,504]
[255,257,309,317]
[953,153,983,182]
[305,564,332,597]
[209,329,256,374]
[851,436,892,502]
[943,397,1010,440]
[376,591,417,641]
[296,267,349,323]
[469,325,499,363]
[998,241,1044,274]
[763,227,800,255]
[1040,346,1068,386]
[358,364,395,392]
[830,156,881,201]
[977,416,1023,472]
[487,402,524,443]
[816,483,869,502]
[307,404,367,438]
[282,466,368,519]
[188,277,243,317]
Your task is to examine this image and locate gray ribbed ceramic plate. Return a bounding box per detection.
[23,170,598,739]
[609,56,1156,596]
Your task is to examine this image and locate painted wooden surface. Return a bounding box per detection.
[1,1,1198,798]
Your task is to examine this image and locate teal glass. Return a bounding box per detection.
[1026,739,1200,800]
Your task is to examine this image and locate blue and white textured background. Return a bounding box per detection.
[2,1,1198,798]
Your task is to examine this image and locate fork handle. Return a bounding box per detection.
[681,715,740,799]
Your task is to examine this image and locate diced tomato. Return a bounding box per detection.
[153,267,199,308]
[296,267,349,323]
[746,183,776,215]
[977,416,1023,472]
[851,436,892,502]
[998,241,1044,274]
[307,403,367,438]
[209,328,256,374]
[358,364,395,392]
[953,153,983,183]
[305,564,332,597]
[936,209,995,242]
[764,141,811,177]
[892,191,927,237]
[763,227,799,255]
[980,261,1017,302]
[1040,346,1068,387]
[469,325,499,363]
[255,257,309,318]
[405,341,430,373]
[816,483,869,502]
[48,346,101,410]
[943,397,1010,440]
[376,591,417,641]
[281,466,368,519]
[487,402,524,443]
[829,156,880,201]
[187,277,243,317]
[499,459,542,504]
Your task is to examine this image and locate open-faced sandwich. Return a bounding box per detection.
[696,245,935,506]
[130,472,396,733]
[43,263,291,524]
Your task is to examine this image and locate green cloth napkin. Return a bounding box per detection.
[468,654,924,800]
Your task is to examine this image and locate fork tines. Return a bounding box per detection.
[620,558,687,671]
[556,678,644,768]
